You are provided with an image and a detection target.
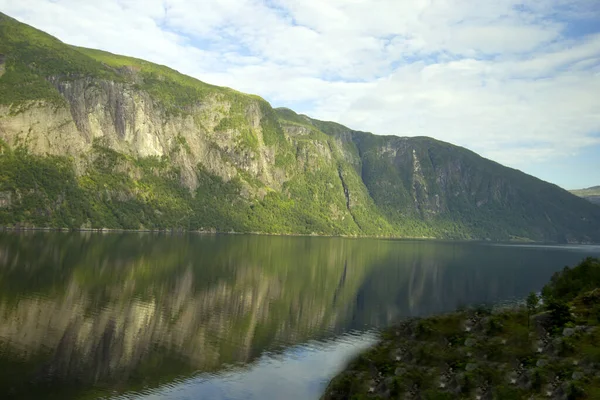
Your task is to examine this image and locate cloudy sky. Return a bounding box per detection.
[2,0,599,189]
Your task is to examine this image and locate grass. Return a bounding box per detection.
[570,186,600,197]
[2,11,600,242]
[322,258,600,400]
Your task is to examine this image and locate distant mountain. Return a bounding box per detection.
[1,12,600,242]
[570,186,600,206]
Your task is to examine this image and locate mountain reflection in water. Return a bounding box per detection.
[0,233,597,399]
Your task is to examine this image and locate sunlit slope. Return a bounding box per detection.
[1,12,599,242]
[571,186,600,206]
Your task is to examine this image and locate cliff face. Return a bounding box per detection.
[0,78,281,191]
[1,12,599,242]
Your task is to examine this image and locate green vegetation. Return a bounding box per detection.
[570,186,600,197]
[570,186,600,206]
[542,258,600,304]
[0,13,116,106]
[345,133,600,242]
[0,144,371,235]
[0,144,89,228]
[322,258,600,399]
[0,12,259,116]
[1,12,600,242]
[0,142,192,230]
[527,291,540,329]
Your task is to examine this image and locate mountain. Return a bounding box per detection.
[570,186,600,206]
[1,12,599,242]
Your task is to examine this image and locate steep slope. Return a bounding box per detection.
[571,186,600,205]
[0,12,599,242]
[283,113,600,242]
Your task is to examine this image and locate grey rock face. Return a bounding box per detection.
[562,328,575,337]
[536,359,548,367]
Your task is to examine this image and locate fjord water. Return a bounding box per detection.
[0,233,598,399]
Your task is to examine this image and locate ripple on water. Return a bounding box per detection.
[2,233,597,399]
[114,330,378,400]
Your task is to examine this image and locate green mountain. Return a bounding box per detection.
[570,186,600,206]
[1,12,599,242]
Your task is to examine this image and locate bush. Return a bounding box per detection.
[542,258,600,303]
[545,299,573,331]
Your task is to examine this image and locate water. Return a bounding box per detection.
[0,233,598,399]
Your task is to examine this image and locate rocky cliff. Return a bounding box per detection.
[1,12,599,242]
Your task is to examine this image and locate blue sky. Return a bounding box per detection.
[1,0,599,189]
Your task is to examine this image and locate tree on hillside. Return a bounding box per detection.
[526,291,539,329]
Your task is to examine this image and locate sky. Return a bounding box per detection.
[1,0,599,189]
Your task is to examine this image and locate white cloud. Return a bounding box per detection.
[1,0,599,186]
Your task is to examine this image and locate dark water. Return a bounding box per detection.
[0,233,598,399]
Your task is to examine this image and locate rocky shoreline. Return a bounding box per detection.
[322,259,600,400]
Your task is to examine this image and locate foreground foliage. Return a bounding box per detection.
[322,258,600,399]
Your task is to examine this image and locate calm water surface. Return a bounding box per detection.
[0,233,598,399]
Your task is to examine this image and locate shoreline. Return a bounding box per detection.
[0,226,596,245]
[0,226,425,239]
[322,305,600,400]
[321,259,600,400]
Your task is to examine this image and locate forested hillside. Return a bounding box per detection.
[1,12,599,242]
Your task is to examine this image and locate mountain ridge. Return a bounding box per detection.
[570,186,600,206]
[1,12,599,243]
